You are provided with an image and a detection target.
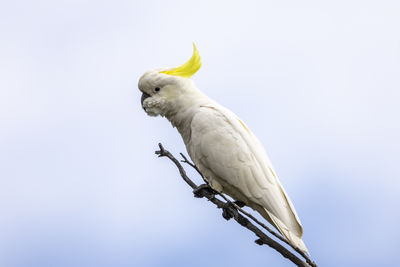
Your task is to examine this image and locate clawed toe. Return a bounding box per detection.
[193,184,216,198]
[222,201,239,220]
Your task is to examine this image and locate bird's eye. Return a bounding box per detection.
[154,87,160,92]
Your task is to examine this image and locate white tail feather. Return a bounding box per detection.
[266,209,309,253]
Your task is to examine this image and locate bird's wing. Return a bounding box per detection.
[189,104,307,251]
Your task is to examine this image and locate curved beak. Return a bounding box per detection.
[141,92,151,107]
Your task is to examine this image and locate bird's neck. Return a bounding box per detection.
[165,90,211,145]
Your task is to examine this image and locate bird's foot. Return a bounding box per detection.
[222,201,237,221]
[193,184,217,198]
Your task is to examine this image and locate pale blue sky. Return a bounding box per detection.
[1,0,400,266]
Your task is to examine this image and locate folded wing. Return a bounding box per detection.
[188,105,307,252]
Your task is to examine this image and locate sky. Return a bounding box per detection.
[1,0,400,266]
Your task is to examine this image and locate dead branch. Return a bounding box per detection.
[155,143,317,267]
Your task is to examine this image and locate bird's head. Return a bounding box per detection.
[138,43,202,117]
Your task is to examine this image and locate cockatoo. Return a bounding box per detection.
[138,44,308,253]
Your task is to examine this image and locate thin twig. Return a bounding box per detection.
[155,143,317,267]
[180,153,209,185]
[155,143,197,189]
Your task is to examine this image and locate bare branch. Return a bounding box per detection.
[155,143,197,189]
[155,143,317,267]
[179,153,314,265]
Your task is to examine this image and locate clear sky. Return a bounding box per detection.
[1,0,399,266]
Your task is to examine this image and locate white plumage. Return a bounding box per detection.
[138,44,308,253]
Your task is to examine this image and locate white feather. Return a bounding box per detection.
[186,103,308,253]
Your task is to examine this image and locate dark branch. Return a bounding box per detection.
[155,143,197,189]
[199,171,313,264]
[155,143,317,267]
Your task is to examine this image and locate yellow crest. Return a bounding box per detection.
[160,43,201,78]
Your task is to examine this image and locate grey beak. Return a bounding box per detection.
[141,92,151,107]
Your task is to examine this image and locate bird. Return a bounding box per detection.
[138,43,308,253]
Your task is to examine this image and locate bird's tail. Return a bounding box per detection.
[263,209,309,254]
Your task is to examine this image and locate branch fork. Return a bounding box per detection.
[155,143,317,267]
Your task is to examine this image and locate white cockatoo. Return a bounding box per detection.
[138,44,308,253]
